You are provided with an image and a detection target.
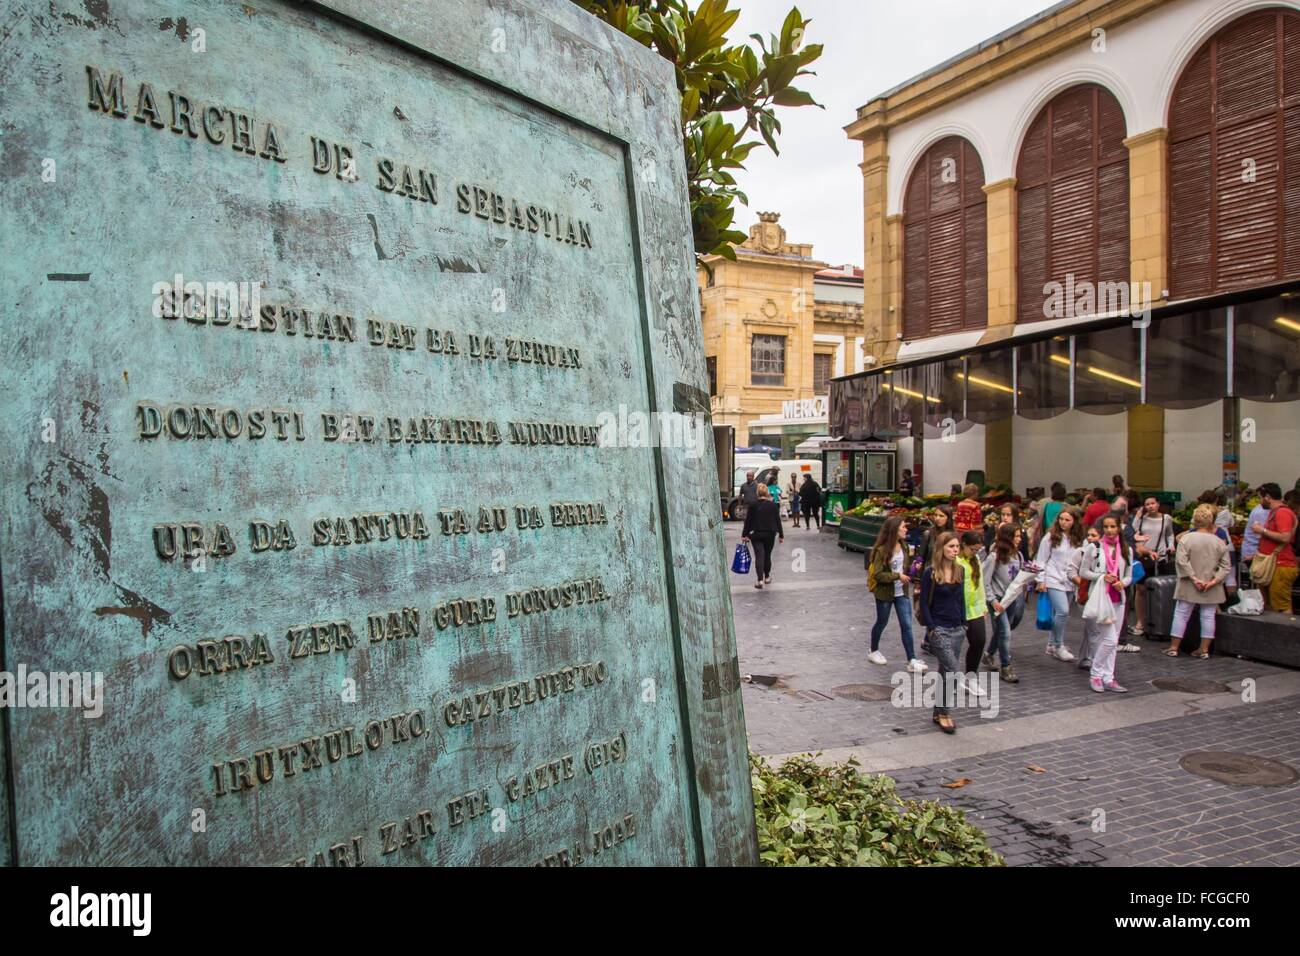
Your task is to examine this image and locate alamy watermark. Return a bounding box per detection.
[891,670,1000,719]
[1043,275,1152,328]
[596,405,707,459]
[0,665,104,718]
[151,272,262,325]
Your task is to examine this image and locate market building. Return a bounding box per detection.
[834,0,1300,504]
[698,213,863,455]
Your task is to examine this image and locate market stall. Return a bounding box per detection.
[820,440,898,525]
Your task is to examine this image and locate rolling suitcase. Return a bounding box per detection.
[1143,575,1178,637]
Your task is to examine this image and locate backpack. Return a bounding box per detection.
[867,550,879,591]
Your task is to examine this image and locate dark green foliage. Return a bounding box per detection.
[751,754,1005,867]
[572,1,823,260]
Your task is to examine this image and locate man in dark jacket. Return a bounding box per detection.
[741,485,784,588]
[739,471,759,514]
[799,475,822,529]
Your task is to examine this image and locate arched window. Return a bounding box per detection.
[902,136,986,338]
[1169,8,1300,298]
[1016,84,1129,324]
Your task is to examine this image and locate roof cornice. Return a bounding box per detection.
[845,0,1169,140]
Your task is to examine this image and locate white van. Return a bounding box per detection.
[726,459,823,521]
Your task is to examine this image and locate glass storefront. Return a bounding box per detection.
[830,292,1300,436]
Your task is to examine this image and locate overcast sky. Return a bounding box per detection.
[729,0,1054,267]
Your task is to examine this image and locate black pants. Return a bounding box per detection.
[965,616,987,673]
[750,533,776,580]
[804,504,821,528]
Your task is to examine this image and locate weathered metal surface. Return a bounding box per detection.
[0,0,756,865]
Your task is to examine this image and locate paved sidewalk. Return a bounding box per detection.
[728,521,1300,865]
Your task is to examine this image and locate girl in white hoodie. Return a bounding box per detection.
[1034,507,1084,661]
[1079,513,1134,693]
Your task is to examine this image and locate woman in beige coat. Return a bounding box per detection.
[1165,504,1230,659]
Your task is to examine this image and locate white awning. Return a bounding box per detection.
[894,329,985,362]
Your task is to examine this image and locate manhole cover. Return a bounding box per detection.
[1151,678,1231,694]
[1179,751,1298,787]
[831,683,896,702]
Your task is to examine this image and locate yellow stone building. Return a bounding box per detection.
[698,212,863,454]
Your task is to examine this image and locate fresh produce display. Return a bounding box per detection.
[843,490,1024,527]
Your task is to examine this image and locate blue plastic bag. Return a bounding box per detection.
[731,543,752,575]
[1035,591,1054,630]
[1129,558,1146,585]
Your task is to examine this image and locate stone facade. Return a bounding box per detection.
[698,213,863,445]
[840,0,1300,499]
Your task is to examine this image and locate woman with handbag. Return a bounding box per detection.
[1130,496,1174,638]
[1250,483,1298,612]
[740,485,784,589]
[1079,514,1133,693]
[865,516,927,673]
[1033,507,1084,661]
[1165,504,1230,659]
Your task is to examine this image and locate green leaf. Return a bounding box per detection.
[772,87,820,109]
[576,0,823,261]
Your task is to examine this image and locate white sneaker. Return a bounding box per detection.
[1045,643,1058,657]
[867,650,888,665]
[907,658,929,673]
[1054,646,1076,662]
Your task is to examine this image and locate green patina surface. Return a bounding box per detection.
[0,0,756,865]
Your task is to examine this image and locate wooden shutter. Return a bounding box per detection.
[1016,84,1129,324]
[1169,10,1300,298]
[901,137,987,338]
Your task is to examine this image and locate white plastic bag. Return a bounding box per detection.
[1082,577,1116,625]
[1228,589,1264,615]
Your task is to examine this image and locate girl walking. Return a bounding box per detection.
[919,532,968,734]
[914,505,955,654]
[865,516,927,673]
[982,522,1024,683]
[1034,507,1084,661]
[957,531,989,695]
[1080,514,1134,692]
[1166,504,1230,659]
[1070,525,1103,668]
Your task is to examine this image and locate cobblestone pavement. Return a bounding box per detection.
[728,521,1300,866]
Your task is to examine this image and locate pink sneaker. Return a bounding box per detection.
[1089,677,1104,693]
[1104,680,1128,693]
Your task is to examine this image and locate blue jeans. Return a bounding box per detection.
[1047,588,1071,647]
[989,609,1012,666]
[1006,593,1025,631]
[871,595,916,660]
